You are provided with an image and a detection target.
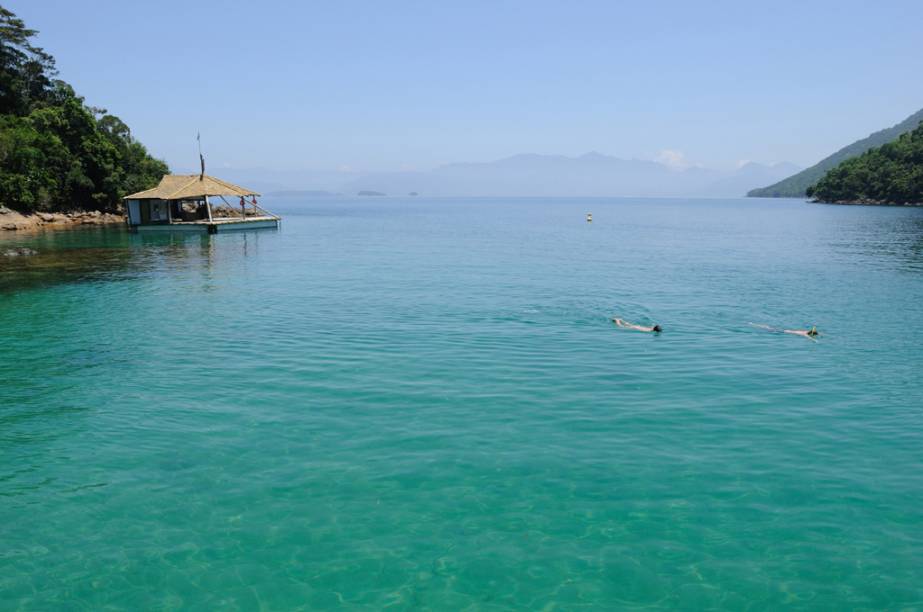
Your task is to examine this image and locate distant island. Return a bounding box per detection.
[357,190,386,196]
[748,106,923,198]
[807,123,922,205]
[0,7,166,216]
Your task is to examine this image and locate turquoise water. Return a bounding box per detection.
[2,197,923,609]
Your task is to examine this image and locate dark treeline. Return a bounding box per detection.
[0,6,167,213]
[807,123,923,205]
[748,107,923,198]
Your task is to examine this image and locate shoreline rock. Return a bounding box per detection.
[2,247,38,257]
[0,206,125,232]
[810,199,923,207]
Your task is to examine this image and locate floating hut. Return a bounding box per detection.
[123,174,280,233]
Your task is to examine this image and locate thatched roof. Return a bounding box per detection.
[124,174,260,200]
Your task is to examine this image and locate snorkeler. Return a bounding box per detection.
[612,317,662,333]
[750,323,819,339]
[787,326,819,338]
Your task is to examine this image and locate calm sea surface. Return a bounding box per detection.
[2,197,923,609]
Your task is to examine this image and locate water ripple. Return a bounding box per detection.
[2,197,923,608]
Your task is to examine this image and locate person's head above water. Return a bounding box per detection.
[808,326,818,337]
[652,324,662,332]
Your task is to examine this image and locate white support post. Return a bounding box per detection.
[205,196,213,222]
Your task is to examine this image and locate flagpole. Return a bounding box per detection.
[197,132,205,179]
[197,132,212,222]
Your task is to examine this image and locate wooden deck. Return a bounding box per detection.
[134,216,280,233]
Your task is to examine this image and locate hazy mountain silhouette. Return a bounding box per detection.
[701,162,802,198]
[345,153,799,198]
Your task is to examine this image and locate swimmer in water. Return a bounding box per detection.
[787,326,819,338]
[750,323,819,339]
[612,317,662,333]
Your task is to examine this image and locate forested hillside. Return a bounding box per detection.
[0,6,166,213]
[807,124,922,205]
[748,107,923,198]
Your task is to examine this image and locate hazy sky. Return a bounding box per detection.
[10,0,923,176]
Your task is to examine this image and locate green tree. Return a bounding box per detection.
[808,125,923,205]
[0,6,55,115]
[0,5,167,212]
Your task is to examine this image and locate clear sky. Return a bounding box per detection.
[9,0,923,177]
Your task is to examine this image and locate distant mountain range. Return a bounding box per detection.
[703,161,802,198]
[343,152,799,198]
[748,106,923,198]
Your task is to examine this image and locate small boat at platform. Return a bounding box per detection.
[123,173,280,234]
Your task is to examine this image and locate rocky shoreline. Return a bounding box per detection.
[0,206,125,232]
[811,199,923,206]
